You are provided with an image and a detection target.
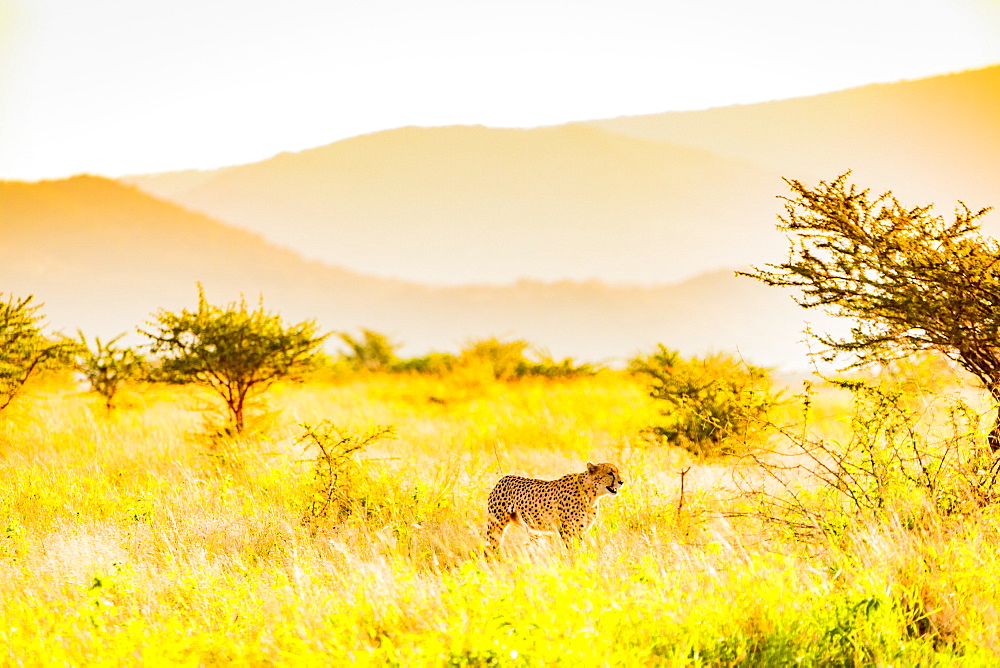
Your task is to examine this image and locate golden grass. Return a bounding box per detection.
[1,371,999,665]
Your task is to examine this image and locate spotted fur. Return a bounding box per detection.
[485,462,624,552]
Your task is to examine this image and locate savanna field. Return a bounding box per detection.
[6,359,1000,666]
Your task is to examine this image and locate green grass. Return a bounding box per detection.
[2,371,999,665]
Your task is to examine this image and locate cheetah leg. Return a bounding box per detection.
[485,517,508,556]
[558,526,582,551]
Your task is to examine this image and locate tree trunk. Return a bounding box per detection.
[234,404,245,434]
[227,394,245,434]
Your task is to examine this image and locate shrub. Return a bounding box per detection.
[393,352,459,375]
[328,332,596,379]
[457,338,597,381]
[629,346,779,456]
[74,332,147,410]
[516,351,597,380]
[296,421,396,525]
[338,329,400,372]
[458,338,530,381]
[736,374,993,539]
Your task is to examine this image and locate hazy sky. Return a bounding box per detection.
[1,0,998,180]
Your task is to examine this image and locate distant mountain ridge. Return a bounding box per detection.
[0,176,822,368]
[124,65,1000,288]
[588,65,1000,211]
[12,67,994,369]
[125,124,787,286]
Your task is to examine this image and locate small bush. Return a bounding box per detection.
[457,338,597,381]
[296,421,396,525]
[738,376,994,538]
[393,352,459,375]
[516,354,597,380]
[338,329,400,372]
[629,346,779,456]
[458,338,530,381]
[74,332,147,410]
[328,331,597,380]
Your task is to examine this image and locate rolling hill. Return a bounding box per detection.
[0,176,826,368]
[123,66,1000,288]
[17,68,991,369]
[589,65,1000,213]
[124,124,788,286]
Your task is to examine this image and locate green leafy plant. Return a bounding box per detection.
[515,351,597,380]
[741,173,999,448]
[459,338,531,381]
[0,293,74,412]
[141,286,327,433]
[338,329,400,372]
[629,346,779,456]
[296,420,396,525]
[457,338,597,381]
[393,352,459,375]
[74,332,147,410]
[735,374,992,539]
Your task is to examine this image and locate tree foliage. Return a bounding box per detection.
[0,294,73,412]
[332,332,596,379]
[629,346,779,457]
[458,337,596,380]
[460,338,532,381]
[338,329,400,372]
[74,332,147,410]
[741,173,1000,447]
[141,287,327,433]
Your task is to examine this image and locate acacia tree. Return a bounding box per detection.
[0,294,73,412]
[142,288,327,433]
[741,173,1000,448]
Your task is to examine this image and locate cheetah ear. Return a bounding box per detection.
[587,462,597,473]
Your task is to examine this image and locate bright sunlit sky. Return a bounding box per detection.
[1,0,999,181]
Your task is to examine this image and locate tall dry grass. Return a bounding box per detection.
[1,370,999,665]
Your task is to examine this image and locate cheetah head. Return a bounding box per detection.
[587,462,625,497]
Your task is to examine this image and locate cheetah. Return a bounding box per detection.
[485,462,624,553]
